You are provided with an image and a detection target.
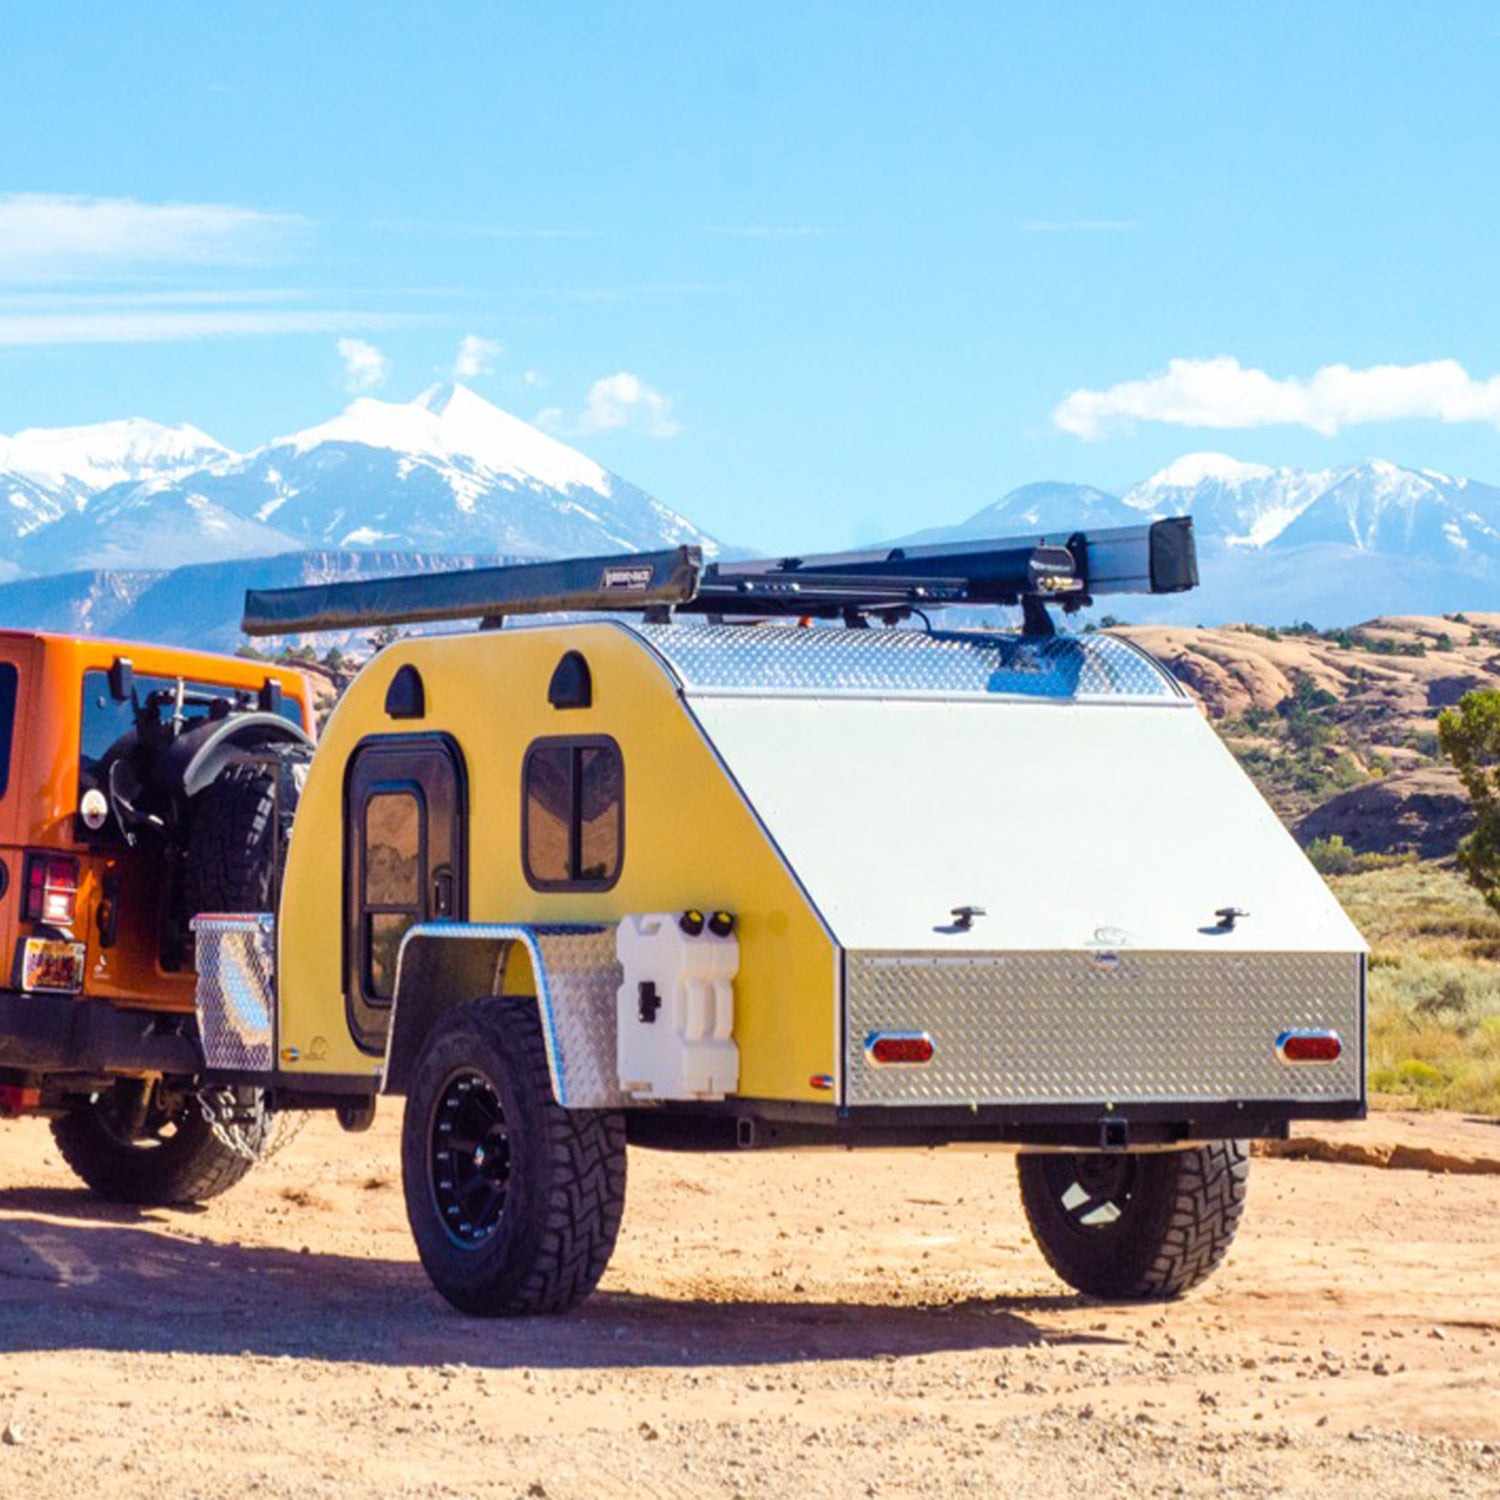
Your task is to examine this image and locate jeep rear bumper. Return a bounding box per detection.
[0,992,202,1078]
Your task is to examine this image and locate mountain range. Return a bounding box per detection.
[905,452,1500,625]
[2,384,1497,642]
[0,383,716,577]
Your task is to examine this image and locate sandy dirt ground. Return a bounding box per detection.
[0,1108,1496,1499]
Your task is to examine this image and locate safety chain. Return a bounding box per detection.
[196,1087,305,1163]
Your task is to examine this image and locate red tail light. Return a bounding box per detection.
[1276,1030,1342,1064]
[24,854,79,927]
[865,1032,935,1066]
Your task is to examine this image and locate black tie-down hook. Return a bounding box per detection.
[941,905,986,933]
[1211,907,1249,932]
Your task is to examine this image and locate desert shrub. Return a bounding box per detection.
[1304,835,1414,876]
[1306,835,1360,875]
[1413,976,1472,1020]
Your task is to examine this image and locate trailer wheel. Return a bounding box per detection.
[1016,1141,1249,1300]
[401,995,627,1316]
[51,1083,267,1206]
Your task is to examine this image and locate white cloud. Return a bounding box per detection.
[0,288,310,309]
[453,334,502,378]
[338,337,390,391]
[577,372,681,437]
[0,194,307,280]
[0,309,413,346]
[1054,356,1500,440]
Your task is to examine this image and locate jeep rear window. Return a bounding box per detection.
[78,669,306,800]
[0,664,17,798]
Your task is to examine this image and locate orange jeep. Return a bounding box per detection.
[0,631,312,1204]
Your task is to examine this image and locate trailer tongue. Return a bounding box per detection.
[192,514,1363,1315]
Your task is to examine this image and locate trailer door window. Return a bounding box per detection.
[343,733,467,1055]
[523,737,622,890]
[362,788,423,1000]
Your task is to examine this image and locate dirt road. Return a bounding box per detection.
[0,1109,1495,1499]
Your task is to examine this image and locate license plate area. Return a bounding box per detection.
[22,938,87,994]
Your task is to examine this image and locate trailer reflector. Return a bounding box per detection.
[865,1032,935,1066]
[1276,1030,1343,1064]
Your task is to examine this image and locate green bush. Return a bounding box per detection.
[1305,835,1360,875]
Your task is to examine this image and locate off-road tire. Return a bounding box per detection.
[401,995,627,1316]
[1016,1141,1249,1300]
[51,1086,269,1206]
[182,760,285,916]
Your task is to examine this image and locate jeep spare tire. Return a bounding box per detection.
[183,750,307,916]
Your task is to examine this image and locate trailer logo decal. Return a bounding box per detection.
[600,565,655,592]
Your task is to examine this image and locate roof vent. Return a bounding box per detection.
[385,664,425,720]
[548,651,592,710]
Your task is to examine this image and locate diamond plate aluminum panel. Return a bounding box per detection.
[844,950,1363,1106]
[389,923,628,1109]
[634,624,1179,701]
[191,914,275,1072]
[530,925,629,1109]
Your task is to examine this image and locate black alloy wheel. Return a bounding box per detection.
[1034,1151,1140,1233]
[429,1068,512,1245]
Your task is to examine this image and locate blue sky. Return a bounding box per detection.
[3,2,1500,551]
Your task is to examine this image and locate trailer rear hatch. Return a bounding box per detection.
[639,624,1365,1115]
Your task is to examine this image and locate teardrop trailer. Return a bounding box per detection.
[182,516,1364,1316]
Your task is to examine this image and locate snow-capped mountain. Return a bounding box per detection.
[0,418,230,570]
[1,385,718,576]
[1120,453,1337,547]
[1118,452,1500,560]
[903,452,1500,625]
[225,382,712,557]
[0,416,230,496]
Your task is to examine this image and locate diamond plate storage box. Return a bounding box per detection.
[191,914,276,1072]
[844,949,1363,1107]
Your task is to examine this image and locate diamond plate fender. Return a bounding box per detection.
[383,922,628,1108]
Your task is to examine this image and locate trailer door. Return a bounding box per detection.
[344,734,466,1053]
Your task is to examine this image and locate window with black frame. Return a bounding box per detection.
[522,737,622,890]
[362,787,424,999]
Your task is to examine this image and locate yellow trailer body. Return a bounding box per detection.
[273,621,838,1101]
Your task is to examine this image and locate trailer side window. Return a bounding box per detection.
[362,787,424,999]
[522,737,622,891]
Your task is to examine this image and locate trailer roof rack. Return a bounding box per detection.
[241,516,1197,638]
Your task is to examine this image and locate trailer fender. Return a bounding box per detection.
[384,923,629,1109]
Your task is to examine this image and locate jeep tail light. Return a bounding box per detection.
[25,854,79,927]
